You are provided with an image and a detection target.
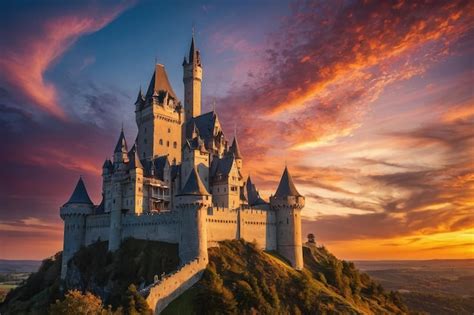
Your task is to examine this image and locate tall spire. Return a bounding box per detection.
[274,167,302,198]
[135,86,144,105]
[188,32,197,63]
[114,129,128,153]
[230,136,242,159]
[129,143,143,169]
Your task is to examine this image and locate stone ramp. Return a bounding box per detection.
[143,256,207,314]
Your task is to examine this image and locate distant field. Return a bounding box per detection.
[354,259,474,314]
[0,260,40,302]
[0,259,41,273]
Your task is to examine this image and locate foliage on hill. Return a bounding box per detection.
[0,252,62,314]
[163,240,408,314]
[0,239,177,314]
[1,238,409,314]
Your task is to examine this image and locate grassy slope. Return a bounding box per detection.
[0,239,179,314]
[163,240,408,314]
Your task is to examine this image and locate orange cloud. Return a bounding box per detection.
[0,2,134,118]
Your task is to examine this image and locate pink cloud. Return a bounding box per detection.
[0,1,134,119]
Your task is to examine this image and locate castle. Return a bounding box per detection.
[59,35,305,309]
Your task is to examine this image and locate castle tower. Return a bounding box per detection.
[113,129,129,166]
[102,159,113,212]
[177,168,210,263]
[183,34,202,122]
[229,136,243,170]
[270,167,305,270]
[181,135,210,191]
[60,177,94,279]
[135,64,182,163]
[129,144,144,214]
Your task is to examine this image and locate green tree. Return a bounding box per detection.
[50,290,104,315]
[122,284,152,315]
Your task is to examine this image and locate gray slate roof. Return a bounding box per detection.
[146,64,177,100]
[274,167,302,198]
[64,177,93,205]
[229,137,243,159]
[185,111,218,145]
[114,129,128,153]
[128,145,143,169]
[246,176,267,206]
[141,155,168,180]
[210,154,235,178]
[179,168,209,196]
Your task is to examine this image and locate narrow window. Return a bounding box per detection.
[173,141,177,148]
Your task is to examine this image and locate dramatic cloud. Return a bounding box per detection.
[217,0,474,160]
[0,1,134,118]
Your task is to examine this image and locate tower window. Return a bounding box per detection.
[168,128,171,133]
[173,141,177,148]
[144,127,147,133]
[167,141,170,147]
[159,139,163,145]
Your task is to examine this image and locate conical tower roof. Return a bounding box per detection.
[230,137,243,159]
[179,168,209,196]
[129,144,143,169]
[135,87,144,105]
[145,64,177,99]
[64,177,93,205]
[189,34,197,63]
[274,167,302,198]
[114,129,128,153]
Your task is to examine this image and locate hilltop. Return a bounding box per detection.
[0,239,408,314]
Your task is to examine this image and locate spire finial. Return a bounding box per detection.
[234,123,237,138]
[212,99,216,112]
[121,121,124,132]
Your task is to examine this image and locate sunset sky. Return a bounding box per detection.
[0,0,473,260]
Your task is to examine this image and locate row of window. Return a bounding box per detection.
[144,127,172,134]
[207,219,237,224]
[143,138,178,149]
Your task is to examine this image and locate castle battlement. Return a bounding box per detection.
[60,34,306,312]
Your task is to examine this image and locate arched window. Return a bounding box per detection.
[159,139,163,145]
[173,141,177,148]
[167,141,170,147]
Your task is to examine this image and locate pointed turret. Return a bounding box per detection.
[274,167,302,198]
[113,129,129,164]
[188,34,197,63]
[270,166,304,270]
[129,144,143,169]
[102,158,113,175]
[180,168,209,196]
[183,33,203,121]
[146,64,178,101]
[230,137,243,159]
[134,87,144,105]
[64,177,93,206]
[114,129,128,153]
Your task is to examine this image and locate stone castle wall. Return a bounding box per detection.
[83,211,180,247]
[85,214,110,245]
[206,207,277,250]
[240,208,277,250]
[121,211,180,243]
[145,256,207,314]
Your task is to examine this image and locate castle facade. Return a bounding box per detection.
[59,36,305,283]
